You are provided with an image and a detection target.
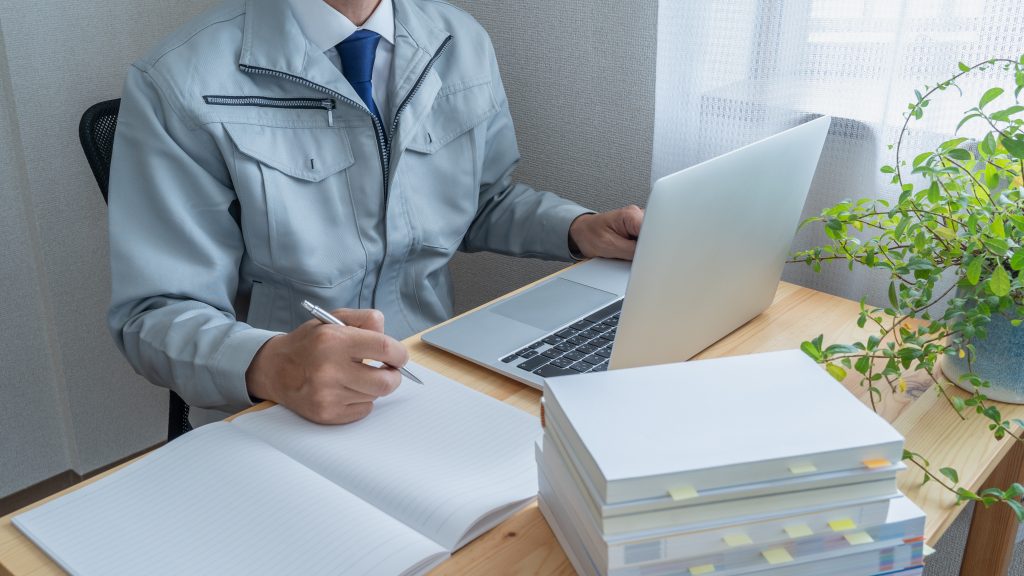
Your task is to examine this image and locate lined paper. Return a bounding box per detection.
[13,423,446,575]
[13,362,540,575]
[231,361,542,550]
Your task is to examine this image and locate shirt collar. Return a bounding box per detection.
[287,0,395,53]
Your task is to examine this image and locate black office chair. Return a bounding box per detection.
[79,98,193,442]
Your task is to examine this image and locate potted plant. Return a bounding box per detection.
[791,56,1024,518]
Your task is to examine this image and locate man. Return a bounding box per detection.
[108,0,643,426]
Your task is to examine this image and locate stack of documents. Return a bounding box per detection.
[538,349,927,576]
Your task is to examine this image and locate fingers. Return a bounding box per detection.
[342,363,404,398]
[329,308,387,333]
[310,400,375,425]
[606,235,638,260]
[619,205,644,238]
[342,328,410,368]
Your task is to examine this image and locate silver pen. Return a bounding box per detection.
[301,300,424,385]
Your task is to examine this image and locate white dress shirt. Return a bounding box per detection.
[287,0,395,126]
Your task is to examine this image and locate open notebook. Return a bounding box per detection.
[13,362,541,576]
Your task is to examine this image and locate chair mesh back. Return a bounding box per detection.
[78,99,121,202]
[78,98,193,441]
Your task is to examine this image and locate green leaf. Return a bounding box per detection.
[1010,249,1024,272]
[1005,483,1024,499]
[952,396,966,413]
[1003,137,1024,160]
[956,113,981,133]
[913,151,932,167]
[956,487,979,503]
[967,258,983,285]
[826,363,847,381]
[888,281,900,308]
[854,355,871,375]
[993,215,1006,238]
[990,266,1012,297]
[1007,500,1024,523]
[984,237,1009,256]
[939,137,969,151]
[880,165,895,174]
[800,340,822,362]
[991,105,1024,122]
[980,87,1004,109]
[981,132,997,157]
[959,61,971,72]
[939,467,960,484]
[946,148,971,162]
[824,343,859,356]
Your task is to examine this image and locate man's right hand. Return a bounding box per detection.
[245,308,408,425]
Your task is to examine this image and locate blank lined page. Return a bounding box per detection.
[13,423,446,576]
[233,361,542,550]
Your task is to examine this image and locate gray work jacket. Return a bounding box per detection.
[107,0,590,412]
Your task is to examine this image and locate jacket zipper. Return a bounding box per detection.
[239,34,453,308]
[203,95,337,125]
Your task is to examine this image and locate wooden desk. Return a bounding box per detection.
[2,280,1022,576]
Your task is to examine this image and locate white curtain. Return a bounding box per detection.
[654,0,1024,306]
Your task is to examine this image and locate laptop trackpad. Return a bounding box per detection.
[491,278,617,332]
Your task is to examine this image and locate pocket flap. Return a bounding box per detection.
[224,123,355,182]
[406,78,498,154]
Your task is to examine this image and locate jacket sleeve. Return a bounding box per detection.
[459,41,592,261]
[107,65,279,413]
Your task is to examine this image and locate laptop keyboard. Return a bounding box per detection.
[500,299,624,378]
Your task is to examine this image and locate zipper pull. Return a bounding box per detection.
[327,108,334,127]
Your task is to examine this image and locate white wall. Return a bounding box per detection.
[446,0,658,312]
[0,0,217,497]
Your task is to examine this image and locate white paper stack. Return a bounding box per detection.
[538,350,927,576]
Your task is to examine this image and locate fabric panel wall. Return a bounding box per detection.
[446,0,657,313]
[0,25,74,497]
[0,0,217,485]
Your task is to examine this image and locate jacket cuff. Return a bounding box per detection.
[211,327,282,411]
[545,204,595,261]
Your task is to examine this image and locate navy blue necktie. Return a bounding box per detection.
[336,29,383,127]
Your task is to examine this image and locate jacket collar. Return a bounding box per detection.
[238,0,310,76]
[239,0,450,81]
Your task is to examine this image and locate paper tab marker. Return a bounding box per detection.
[923,544,937,557]
[828,518,857,532]
[845,531,874,546]
[723,533,753,547]
[689,564,716,575]
[788,462,817,475]
[863,458,892,469]
[762,548,794,565]
[784,524,814,539]
[669,485,699,501]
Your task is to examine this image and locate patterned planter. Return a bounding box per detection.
[942,311,1024,404]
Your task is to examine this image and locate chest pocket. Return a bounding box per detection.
[402,78,498,250]
[225,123,366,288]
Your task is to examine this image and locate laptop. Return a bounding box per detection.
[422,116,831,389]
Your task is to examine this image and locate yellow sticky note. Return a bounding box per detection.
[669,485,699,501]
[784,524,814,539]
[788,462,817,474]
[828,518,857,532]
[845,531,875,545]
[723,533,753,547]
[689,564,716,575]
[762,548,793,565]
[863,458,892,469]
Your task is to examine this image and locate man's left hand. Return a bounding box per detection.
[569,205,645,261]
